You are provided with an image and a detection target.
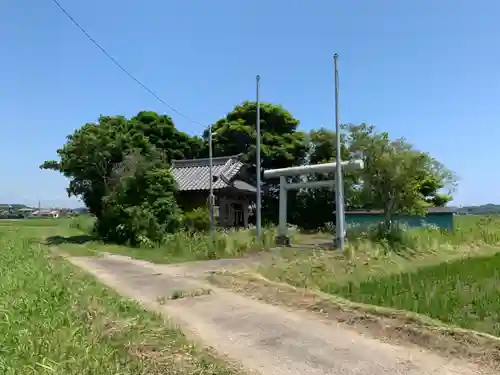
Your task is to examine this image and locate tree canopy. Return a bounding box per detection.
[290,123,456,229]
[205,101,308,174]
[40,112,196,245]
[42,104,457,243]
[41,112,199,219]
[344,123,455,217]
[205,101,309,224]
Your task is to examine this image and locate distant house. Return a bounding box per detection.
[344,207,456,231]
[32,209,60,218]
[18,208,34,217]
[171,154,256,228]
[0,205,34,219]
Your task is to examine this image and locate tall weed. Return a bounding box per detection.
[346,215,500,256]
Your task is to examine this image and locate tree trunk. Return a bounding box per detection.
[383,195,395,231]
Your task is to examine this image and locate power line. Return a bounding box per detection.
[50,0,203,126]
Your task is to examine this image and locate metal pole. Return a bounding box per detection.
[334,54,345,250]
[256,75,262,239]
[208,124,215,234]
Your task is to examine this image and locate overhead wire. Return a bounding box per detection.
[50,0,204,127]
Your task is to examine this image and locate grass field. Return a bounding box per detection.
[0,226,241,375]
[4,214,500,356]
[328,252,500,336]
[198,215,500,366]
[0,218,68,227]
[17,216,279,263]
[253,215,500,338]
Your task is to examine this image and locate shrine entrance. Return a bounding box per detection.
[263,160,363,246]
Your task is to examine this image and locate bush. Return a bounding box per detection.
[96,152,182,246]
[182,207,210,232]
[367,222,408,243]
[98,201,181,247]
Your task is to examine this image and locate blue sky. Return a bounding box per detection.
[1,0,498,208]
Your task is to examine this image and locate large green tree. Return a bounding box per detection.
[205,101,309,223]
[41,111,199,219]
[133,111,204,161]
[41,115,150,218]
[40,111,201,244]
[293,124,456,230]
[205,101,308,172]
[345,123,456,225]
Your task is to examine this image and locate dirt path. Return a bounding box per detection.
[68,253,490,375]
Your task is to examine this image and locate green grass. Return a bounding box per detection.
[254,215,500,338]
[261,215,500,285]
[0,218,63,227]
[108,228,279,263]
[0,216,280,263]
[0,228,241,375]
[29,216,279,263]
[329,253,500,336]
[7,213,500,371]
[6,213,500,339]
[47,228,279,263]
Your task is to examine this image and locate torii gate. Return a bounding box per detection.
[263,160,364,246]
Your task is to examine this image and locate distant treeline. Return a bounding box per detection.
[456,204,500,215]
[0,204,30,210]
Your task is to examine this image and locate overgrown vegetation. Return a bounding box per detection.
[181,207,211,233]
[0,227,241,375]
[345,214,500,255]
[252,215,500,338]
[111,227,278,263]
[40,104,456,245]
[97,150,181,246]
[41,216,279,264]
[5,213,500,367]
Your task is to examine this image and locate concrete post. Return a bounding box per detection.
[276,176,290,246]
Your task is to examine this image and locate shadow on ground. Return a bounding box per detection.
[46,235,95,246]
[293,242,336,250]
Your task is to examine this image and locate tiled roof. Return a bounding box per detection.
[171,154,251,191]
[233,180,257,193]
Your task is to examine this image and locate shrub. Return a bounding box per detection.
[97,152,182,246]
[182,207,211,232]
[98,201,180,247]
[367,222,408,243]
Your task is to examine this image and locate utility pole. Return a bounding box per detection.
[256,75,262,239]
[208,124,215,234]
[334,54,346,250]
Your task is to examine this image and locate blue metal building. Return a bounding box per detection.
[344,207,456,231]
